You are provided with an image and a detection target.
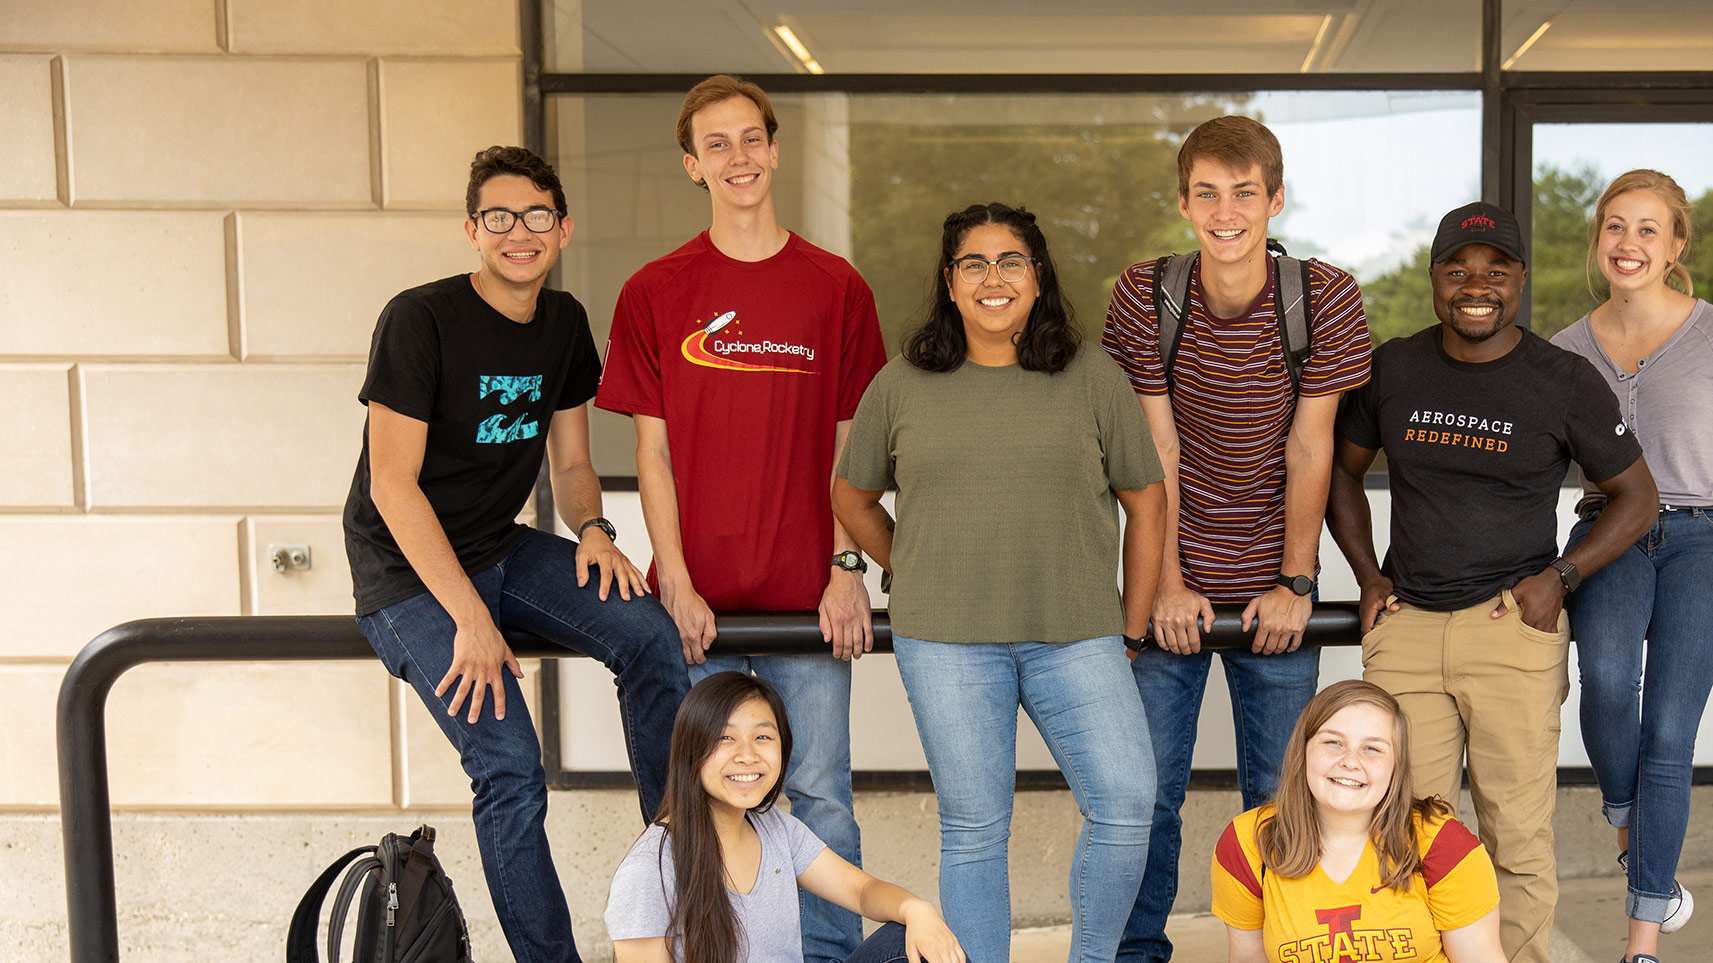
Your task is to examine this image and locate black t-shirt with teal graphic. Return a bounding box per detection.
[343,274,601,615]
[1336,325,1642,611]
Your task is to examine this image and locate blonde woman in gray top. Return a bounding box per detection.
[1550,169,1713,963]
[832,202,1166,963]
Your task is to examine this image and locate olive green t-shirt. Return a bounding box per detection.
[838,347,1163,644]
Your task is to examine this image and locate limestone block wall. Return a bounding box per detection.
[0,0,527,955]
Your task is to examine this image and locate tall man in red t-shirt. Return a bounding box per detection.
[1102,116,1373,963]
[595,75,886,963]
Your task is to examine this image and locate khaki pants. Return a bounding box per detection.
[1362,588,1569,963]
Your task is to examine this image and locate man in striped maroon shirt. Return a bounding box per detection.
[1102,115,1373,963]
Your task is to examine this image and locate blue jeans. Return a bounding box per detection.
[1119,644,1320,963]
[844,922,912,963]
[893,635,1154,963]
[1569,507,1713,923]
[692,653,861,963]
[357,528,689,963]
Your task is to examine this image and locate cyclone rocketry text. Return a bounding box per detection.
[711,338,815,363]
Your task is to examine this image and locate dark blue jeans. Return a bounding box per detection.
[357,528,689,963]
[1569,507,1713,923]
[845,922,912,963]
[1118,644,1320,963]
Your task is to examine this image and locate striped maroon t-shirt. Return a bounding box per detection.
[1103,257,1371,602]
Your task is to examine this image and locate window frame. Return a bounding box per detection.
[521,0,1713,788]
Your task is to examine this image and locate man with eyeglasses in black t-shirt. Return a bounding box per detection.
[342,145,688,963]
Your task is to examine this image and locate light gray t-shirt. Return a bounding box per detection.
[1551,298,1713,506]
[604,807,827,963]
[838,347,1163,644]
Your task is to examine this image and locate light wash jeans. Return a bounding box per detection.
[1569,507,1713,922]
[358,528,689,963]
[692,653,862,963]
[893,634,1154,963]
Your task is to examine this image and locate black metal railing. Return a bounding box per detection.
[58,606,1360,962]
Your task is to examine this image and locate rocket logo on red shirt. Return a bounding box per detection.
[680,310,817,374]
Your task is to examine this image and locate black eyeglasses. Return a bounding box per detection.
[952,255,1036,284]
[473,208,564,234]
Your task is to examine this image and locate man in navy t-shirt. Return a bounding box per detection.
[343,146,688,963]
[1327,202,1656,963]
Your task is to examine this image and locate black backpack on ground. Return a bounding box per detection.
[1151,239,1316,394]
[287,824,473,963]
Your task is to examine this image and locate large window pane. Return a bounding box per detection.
[1502,1,1713,72]
[552,89,1479,476]
[1528,122,1713,339]
[546,1,1482,75]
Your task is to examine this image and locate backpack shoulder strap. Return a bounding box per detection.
[287,845,377,963]
[1273,256,1315,394]
[1153,253,1197,393]
[328,855,385,963]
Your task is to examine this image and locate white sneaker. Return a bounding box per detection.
[1662,880,1693,935]
[1619,851,1694,934]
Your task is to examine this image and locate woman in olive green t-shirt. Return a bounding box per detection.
[832,202,1167,963]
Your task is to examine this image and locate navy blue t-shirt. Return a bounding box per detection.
[343,274,600,615]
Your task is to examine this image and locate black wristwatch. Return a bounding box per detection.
[831,550,868,574]
[1548,556,1581,593]
[1276,573,1315,596]
[577,516,617,542]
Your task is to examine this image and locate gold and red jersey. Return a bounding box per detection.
[1211,805,1498,963]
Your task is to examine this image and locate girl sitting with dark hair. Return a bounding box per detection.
[1212,680,1505,963]
[604,672,964,963]
[832,202,1167,963]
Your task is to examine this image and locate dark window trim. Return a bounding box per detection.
[541,71,1483,95]
[526,0,1713,779]
[539,71,1710,98]
[1504,71,1713,92]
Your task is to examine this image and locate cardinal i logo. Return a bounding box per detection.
[680,310,817,374]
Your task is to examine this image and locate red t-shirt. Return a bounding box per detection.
[596,232,886,611]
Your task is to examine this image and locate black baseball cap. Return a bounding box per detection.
[1430,201,1526,266]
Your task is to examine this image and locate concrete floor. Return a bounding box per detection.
[1010,867,1713,963]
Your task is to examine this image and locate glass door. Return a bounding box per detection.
[1510,107,1713,767]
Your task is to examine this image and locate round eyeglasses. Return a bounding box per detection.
[952,255,1036,285]
[474,207,564,234]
